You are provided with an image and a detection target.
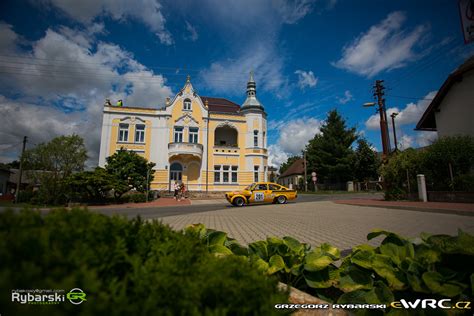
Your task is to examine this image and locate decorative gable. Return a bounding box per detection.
[175,113,199,127]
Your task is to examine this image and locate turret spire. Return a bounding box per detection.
[242,70,264,111]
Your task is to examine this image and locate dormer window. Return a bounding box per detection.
[183,99,192,111]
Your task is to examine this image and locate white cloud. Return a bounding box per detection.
[337,90,353,104]
[268,144,289,168]
[200,43,287,95]
[0,25,172,166]
[43,0,173,45]
[365,91,437,130]
[295,70,318,89]
[185,21,198,41]
[196,0,317,96]
[398,134,414,150]
[267,117,321,168]
[273,0,317,24]
[0,95,101,160]
[276,117,322,154]
[333,11,428,77]
[0,23,19,53]
[415,131,437,147]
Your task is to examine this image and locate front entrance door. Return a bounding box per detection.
[169,162,183,191]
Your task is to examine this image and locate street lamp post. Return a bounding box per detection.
[390,112,399,152]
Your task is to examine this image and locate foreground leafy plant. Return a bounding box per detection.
[0,209,289,316]
[186,224,474,315]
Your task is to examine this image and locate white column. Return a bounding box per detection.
[417,174,428,202]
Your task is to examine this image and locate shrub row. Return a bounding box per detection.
[186,224,474,315]
[0,209,288,315]
[382,135,474,199]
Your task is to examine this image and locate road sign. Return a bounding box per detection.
[311,172,317,177]
[459,0,474,44]
[312,176,317,182]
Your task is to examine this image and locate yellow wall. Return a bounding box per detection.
[108,118,151,159]
[104,82,267,192]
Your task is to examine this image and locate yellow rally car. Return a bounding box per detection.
[225,182,297,207]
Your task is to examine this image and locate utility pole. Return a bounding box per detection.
[303,150,308,192]
[15,136,27,203]
[373,80,391,161]
[146,166,150,203]
[390,112,399,152]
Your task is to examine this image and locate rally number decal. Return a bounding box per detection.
[254,192,265,202]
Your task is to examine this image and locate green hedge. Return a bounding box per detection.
[187,224,474,315]
[0,209,288,315]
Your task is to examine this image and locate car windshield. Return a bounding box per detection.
[244,183,256,190]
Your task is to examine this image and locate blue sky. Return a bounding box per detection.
[0,0,473,167]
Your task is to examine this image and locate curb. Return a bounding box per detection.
[334,202,474,217]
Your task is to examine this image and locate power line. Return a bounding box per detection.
[0,53,205,73]
[385,94,434,101]
[0,66,288,86]
[387,40,463,90]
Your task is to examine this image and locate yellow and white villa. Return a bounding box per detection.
[98,72,268,191]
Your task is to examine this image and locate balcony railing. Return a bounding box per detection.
[168,142,203,159]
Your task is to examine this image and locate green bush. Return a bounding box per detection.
[16,190,35,203]
[381,148,423,200]
[187,224,474,314]
[423,135,474,191]
[382,136,474,198]
[128,193,147,203]
[0,209,288,315]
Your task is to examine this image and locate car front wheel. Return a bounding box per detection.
[276,195,287,204]
[233,197,245,207]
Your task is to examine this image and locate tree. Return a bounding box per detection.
[381,148,424,200]
[105,149,155,198]
[422,135,474,191]
[306,110,357,185]
[352,139,380,182]
[279,156,300,175]
[0,160,20,169]
[67,167,115,203]
[22,135,88,205]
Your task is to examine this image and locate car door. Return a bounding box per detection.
[249,183,269,203]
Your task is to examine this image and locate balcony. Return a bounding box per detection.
[168,142,203,159]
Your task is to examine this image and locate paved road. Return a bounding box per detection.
[86,192,474,250]
[157,201,474,250]
[89,192,384,219]
[3,192,473,250]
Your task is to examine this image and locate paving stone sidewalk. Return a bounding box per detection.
[159,201,474,250]
[334,199,474,216]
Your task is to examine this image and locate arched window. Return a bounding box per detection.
[183,98,192,111]
[170,162,183,181]
[170,163,183,171]
[214,126,238,147]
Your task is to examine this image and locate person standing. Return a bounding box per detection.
[179,183,186,201]
[173,181,180,200]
